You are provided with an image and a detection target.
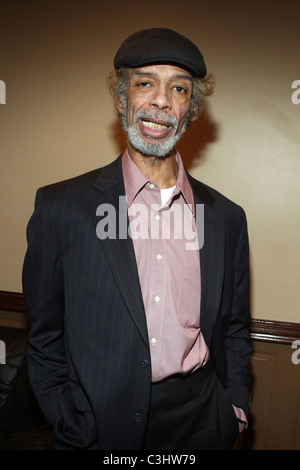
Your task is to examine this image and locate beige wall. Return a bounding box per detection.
[0,0,299,323]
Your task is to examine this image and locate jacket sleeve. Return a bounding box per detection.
[22,188,67,424]
[225,209,253,417]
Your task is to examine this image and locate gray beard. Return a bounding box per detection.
[120,104,188,158]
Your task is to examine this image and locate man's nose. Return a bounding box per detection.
[150,86,171,110]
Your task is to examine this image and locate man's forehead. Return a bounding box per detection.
[129,64,193,81]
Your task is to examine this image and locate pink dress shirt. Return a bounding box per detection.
[122,150,209,382]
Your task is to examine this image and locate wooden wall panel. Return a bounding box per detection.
[294,399,300,449]
[242,341,300,450]
[245,351,276,449]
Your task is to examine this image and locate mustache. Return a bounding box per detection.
[134,109,178,129]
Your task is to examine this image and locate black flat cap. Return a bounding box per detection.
[114,28,207,78]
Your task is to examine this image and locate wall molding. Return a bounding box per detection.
[0,290,299,343]
[249,319,300,344]
[0,290,26,313]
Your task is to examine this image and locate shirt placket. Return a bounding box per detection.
[143,183,167,373]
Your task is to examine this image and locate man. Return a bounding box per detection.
[22,28,252,450]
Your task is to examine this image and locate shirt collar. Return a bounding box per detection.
[122,149,195,214]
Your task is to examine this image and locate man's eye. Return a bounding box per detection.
[175,85,186,93]
[138,81,150,88]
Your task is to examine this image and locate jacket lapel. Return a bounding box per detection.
[188,175,225,349]
[88,156,149,349]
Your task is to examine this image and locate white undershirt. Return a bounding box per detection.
[160,185,176,205]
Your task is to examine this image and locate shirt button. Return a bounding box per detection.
[149,183,155,189]
[140,359,150,368]
[156,254,162,260]
[155,214,160,220]
[154,295,160,302]
[134,413,142,422]
[151,337,157,344]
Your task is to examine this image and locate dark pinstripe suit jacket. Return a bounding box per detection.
[22,154,252,450]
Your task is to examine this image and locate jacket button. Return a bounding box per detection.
[140,359,149,368]
[134,413,142,422]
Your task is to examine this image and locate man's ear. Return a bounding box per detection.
[115,97,124,114]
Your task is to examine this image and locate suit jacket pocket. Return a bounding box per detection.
[52,385,97,449]
[69,379,93,414]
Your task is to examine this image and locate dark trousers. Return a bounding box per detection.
[143,361,239,450]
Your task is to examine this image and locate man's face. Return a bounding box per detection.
[118,64,193,158]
